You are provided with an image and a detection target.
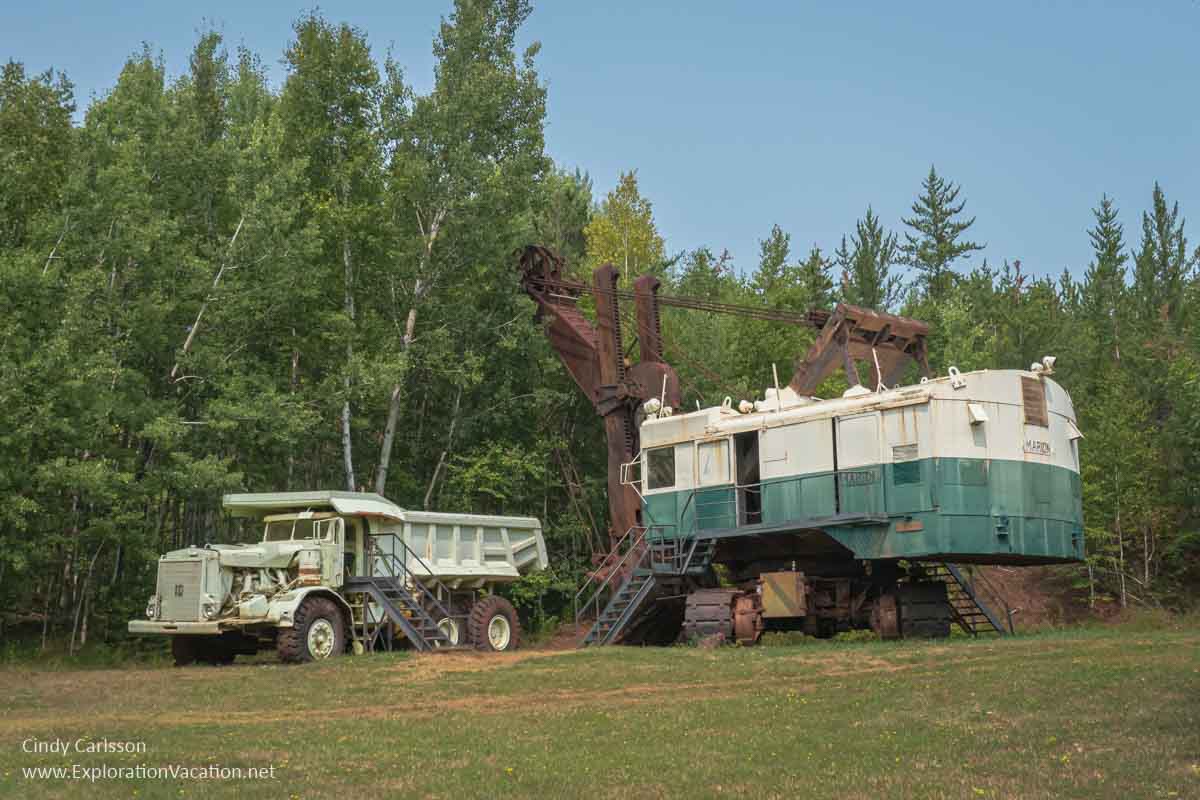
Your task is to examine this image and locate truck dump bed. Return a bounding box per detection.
[223,491,547,584]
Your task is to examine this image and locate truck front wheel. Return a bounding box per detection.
[171,636,199,667]
[199,637,236,665]
[277,597,346,663]
[467,596,521,652]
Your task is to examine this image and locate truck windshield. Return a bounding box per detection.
[263,518,340,542]
[263,519,317,541]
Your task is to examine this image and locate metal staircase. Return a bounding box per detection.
[582,570,658,646]
[575,528,718,647]
[574,525,649,647]
[343,534,457,652]
[923,562,1013,636]
[650,535,716,576]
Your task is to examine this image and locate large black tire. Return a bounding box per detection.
[276,597,346,663]
[200,634,253,665]
[171,636,200,667]
[467,595,521,652]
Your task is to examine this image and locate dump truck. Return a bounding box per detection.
[129,491,547,665]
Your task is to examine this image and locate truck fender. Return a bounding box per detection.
[267,587,353,630]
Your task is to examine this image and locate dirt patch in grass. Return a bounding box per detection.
[382,647,578,681]
[529,621,589,651]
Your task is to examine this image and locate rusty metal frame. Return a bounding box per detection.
[518,246,680,549]
[520,248,931,556]
[789,303,931,394]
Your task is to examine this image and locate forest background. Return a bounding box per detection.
[0,0,1196,655]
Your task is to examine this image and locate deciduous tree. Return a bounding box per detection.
[584,170,666,282]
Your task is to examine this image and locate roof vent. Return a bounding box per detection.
[1021,376,1048,427]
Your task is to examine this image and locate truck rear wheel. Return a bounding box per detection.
[277,597,346,663]
[434,617,463,647]
[467,596,521,652]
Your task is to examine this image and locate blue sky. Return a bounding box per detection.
[4,1,1198,280]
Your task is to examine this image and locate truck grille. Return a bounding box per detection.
[157,560,204,621]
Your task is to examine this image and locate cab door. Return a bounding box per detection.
[694,437,735,530]
[317,518,346,587]
[836,412,884,515]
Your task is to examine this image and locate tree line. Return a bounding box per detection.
[0,1,1195,653]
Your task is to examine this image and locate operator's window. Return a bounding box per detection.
[697,439,730,486]
[646,447,676,490]
[314,519,341,542]
[292,519,316,539]
[264,522,292,541]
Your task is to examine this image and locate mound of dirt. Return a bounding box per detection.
[532,621,590,651]
[976,564,1119,628]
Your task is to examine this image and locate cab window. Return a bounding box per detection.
[697,439,730,486]
[263,518,318,541]
[315,518,343,543]
[264,522,293,541]
[646,447,676,490]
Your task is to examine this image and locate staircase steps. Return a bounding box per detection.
[344,576,453,652]
[582,571,657,647]
[684,538,717,574]
[577,528,723,649]
[921,563,1010,636]
[649,536,717,576]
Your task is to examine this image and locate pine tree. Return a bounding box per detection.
[797,245,834,310]
[1081,195,1128,365]
[833,235,851,293]
[751,224,790,297]
[901,166,984,299]
[840,207,901,310]
[1132,183,1191,328]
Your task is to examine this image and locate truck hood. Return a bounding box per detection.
[200,541,312,569]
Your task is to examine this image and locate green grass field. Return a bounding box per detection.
[0,626,1197,799]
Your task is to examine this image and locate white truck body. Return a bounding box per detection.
[221,491,548,587]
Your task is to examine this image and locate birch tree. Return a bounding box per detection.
[373,0,547,495]
[278,15,384,491]
[584,170,666,282]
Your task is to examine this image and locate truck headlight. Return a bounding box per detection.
[201,602,218,619]
[145,595,160,620]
